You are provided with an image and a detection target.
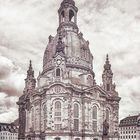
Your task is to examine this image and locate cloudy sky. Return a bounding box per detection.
[0,0,140,123]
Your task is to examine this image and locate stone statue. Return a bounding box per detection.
[103,120,109,136]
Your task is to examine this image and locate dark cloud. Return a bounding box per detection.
[0,85,21,97]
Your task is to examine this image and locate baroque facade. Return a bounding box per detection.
[17,0,121,140]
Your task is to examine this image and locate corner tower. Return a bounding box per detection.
[24,60,36,92]
[102,55,117,95]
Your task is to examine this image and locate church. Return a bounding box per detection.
[17,0,121,140]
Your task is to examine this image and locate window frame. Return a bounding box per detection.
[73,103,80,131]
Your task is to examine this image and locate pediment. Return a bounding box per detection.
[83,85,109,99]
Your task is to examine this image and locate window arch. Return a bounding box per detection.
[69,10,74,22]
[56,68,60,77]
[92,106,98,132]
[73,103,79,131]
[55,101,61,109]
[54,101,62,130]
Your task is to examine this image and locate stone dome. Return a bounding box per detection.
[42,0,93,74]
[43,31,93,73]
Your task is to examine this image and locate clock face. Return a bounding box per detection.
[56,59,62,65]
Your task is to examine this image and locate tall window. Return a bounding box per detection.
[106,109,109,122]
[107,84,110,91]
[73,103,79,131]
[56,68,60,77]
[92,106,97,132]
[69,10,74,22]
[54,101,62,130]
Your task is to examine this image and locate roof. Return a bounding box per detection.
[12,119,19,126]
[0,123,18,133]
[119,114,140,127]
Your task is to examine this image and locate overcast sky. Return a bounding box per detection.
[0,0,140,123]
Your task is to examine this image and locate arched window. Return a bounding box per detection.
[73,103,79,131]
[61,11,65,22]
[56,68,60,77]
[106,109,109,122]
[107,84,110,91]
[92,106,97,132]
[69,10,74,22]
[75,138,80,140]
[55,101,61,109]
[54,101,62,130]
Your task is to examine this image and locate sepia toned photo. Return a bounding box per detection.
[0,0,140,140]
